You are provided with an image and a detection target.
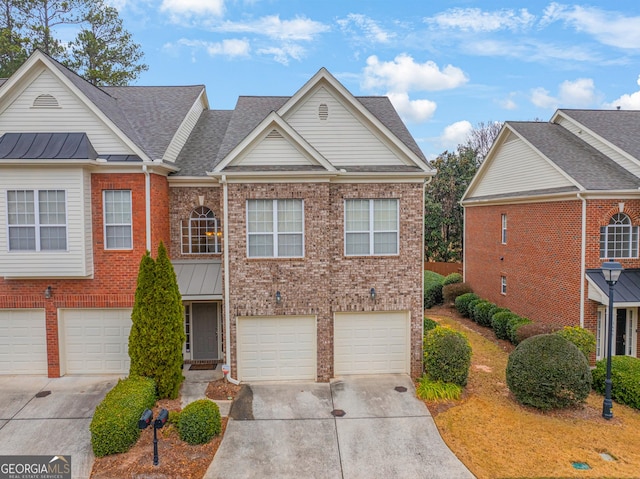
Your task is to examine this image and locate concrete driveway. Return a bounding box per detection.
[205,375,475,479]
[0,375,119,479]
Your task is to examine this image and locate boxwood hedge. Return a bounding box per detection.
[179,399,222,445]
[424,326,472,387]
[592,356,640,410]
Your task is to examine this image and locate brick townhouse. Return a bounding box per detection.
[0,50,433,381]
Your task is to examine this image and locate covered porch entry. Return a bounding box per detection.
[173,260,223,365]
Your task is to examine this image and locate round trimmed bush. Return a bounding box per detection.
[442,272,463,285]
[424,326,472,387]
[515,322,561,344]
[424,283,444,309]
[506,334,592,410]
[466,298,484,322]
[455,292,479,317]
[423,317,439,332]
[474,301,496,327]
[470,300,491,324]
[491,311,517,340]
[555,326,596,359]
[178,399,222,445]
[506,316,533,344]
[442,282,473,304]
[592,356,640,410]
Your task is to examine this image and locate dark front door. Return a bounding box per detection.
[192,303,218,360]
[616,309,626,356]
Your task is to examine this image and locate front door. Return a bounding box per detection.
[192,303,218,360]
[616,309,627,356]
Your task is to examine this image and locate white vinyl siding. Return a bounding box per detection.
[0,168,92,277]
[163,94,206,162]
[0,68,133,155]
[0,309,47,374]
[7,189,67,251]
[233,131,316,167]
[345,199,398,256]
[334,311,410,375]
[247,199,304,258]
[104,190,132,250]
[286,86,405,167]
[470,136,574,198]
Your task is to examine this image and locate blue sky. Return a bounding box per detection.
[105,0,640,159]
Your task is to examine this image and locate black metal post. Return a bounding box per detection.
[603,281,615,420]
[153,423,159,466]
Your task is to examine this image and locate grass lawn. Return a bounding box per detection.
[425,308,640,479]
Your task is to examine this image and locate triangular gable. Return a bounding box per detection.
[277,68,432,172]
[463,125,578,201]
[0,51,149,160]
[213,112,336,172]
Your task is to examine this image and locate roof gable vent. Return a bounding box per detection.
[318,103,328,120]
[33,94,59,108]
[266,129,283,139]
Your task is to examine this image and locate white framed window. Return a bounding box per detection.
[501,213,507,244]
[501,276,507,295]
[247,199,304,258]
[7,189,67,251]
[104,190,132,250]
[345,199,399,256]
[182,206,221,254]
[600,213,638,259]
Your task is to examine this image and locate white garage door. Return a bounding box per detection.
[0,310,47,374]
[334,311,410,375]
[237,316,316,381]
[61,309,132,374]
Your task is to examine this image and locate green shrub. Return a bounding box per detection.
[90,376,156,457]
[466,299,484,322]
[424,270,445,289]
[491,311,518,340]
[454,293,479,317]
[423,317,439,332]
[424,326,472,387]
[442,272,463,285]
[168,410,181,424]
[178,399,222,445]
[555,326,596,360]
[416,376,462,401]
[592,356,640,410]
[473,301,496,327]
[506,334,592,410]
[442,282,473,304]
[506,316,533,344]
[515,322,561,344]
[424,282,444,309]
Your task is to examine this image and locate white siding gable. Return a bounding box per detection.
[285,86,405,167]
[469,133,574,198]
[230,130,318,167]
[0,68,134,155]
[163,92,206,162]
[0,167,93,278]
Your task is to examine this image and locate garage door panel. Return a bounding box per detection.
[238,316,316,381]
[334,311,409,376]
[0,310,48,375]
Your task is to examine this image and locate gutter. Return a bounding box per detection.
[577,192,587,328]
[142,164,152,251]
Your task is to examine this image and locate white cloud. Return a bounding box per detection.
[257,44,305,65]
[499,95,518,110]
[363,54,468,93]
[386,92,437,123]
[440,120,473,150]
[426,7,535,32]
[160,0,225,18]
[542,3,640,50]
[214,15,329,41]
[530,78,597,109]
[337,13,395,44]
[605,75,640,109]
[164,38,250,59]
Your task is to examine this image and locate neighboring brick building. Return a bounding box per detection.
[463,109,640,360]
[0,51,432,381]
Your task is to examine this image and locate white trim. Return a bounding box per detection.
[578,193,587,327]
[103,189,133,250]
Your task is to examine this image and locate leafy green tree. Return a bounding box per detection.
[67,1,147,86]
[0,0,28,77]
[129,242,185,399]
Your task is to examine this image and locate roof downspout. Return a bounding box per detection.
[142,164,151,252]
[221,174,239,385]
[577,192,587,328]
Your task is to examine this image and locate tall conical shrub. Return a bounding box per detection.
[128,251,156,378]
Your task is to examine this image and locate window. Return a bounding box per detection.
[600,213,638,259]
[104,190,132,249]
[247,199,303,258]
[501,213,507,244]
[7,189,67,251]
[501,276,507,295]
[345,199,398,256]
[181,206,221,254]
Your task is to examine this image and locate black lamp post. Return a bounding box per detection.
[601,261,623,420]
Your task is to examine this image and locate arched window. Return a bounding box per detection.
[600,213,638,259]
[181,206,221,254]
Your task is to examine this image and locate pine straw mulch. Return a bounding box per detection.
[90,378,240,479]
[423,305,640,479]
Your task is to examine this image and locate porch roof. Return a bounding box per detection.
[586,268,640,307]
[172,260,222,301]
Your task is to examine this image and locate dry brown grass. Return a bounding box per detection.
[426,310,640,479]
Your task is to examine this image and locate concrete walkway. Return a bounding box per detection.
[204,375,475,479]
[181,367,233,416]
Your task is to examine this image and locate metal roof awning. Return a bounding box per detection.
[586,268,640,307]
[172,260,222,301]
[0,132,98,159]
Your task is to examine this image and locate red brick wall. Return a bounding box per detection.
[0,171,170,377]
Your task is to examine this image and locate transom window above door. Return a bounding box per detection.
[182,206,221,254]
[600,213,638,259]
[247,199,304,258]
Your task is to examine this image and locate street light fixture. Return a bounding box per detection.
[601,261,623,420]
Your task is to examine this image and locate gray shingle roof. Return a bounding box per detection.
[509,121,640,190]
